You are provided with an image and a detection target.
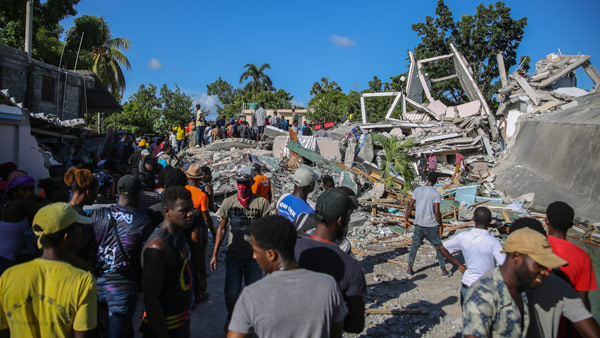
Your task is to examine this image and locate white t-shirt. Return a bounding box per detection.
[443,228,506,286]
[169,134,177,147]
[255,108,267,126]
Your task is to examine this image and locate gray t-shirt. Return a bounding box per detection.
[412,185,441,227]
[229,269,348,338]
[526,273,592,338]
[255,108,267,126]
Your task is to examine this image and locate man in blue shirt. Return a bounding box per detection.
[276,167,318,223]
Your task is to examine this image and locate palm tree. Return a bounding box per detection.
[309,77,342,96]
[239,63,273,97]
[372,134,416,191]
[69,16,132,98]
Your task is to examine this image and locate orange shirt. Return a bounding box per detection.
[185,185,209,212]
[252,175,272,202]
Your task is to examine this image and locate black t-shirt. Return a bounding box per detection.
[88,205,154,292]
[294,237,367,298]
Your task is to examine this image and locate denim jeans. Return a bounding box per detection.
[196,126,205,146]
[176,139,184,152]
[98,289,137,338]
[407,225,446,271]
[224,255,262,304]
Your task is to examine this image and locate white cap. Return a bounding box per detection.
[293,167,319,187]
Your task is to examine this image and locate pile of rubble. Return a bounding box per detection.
[177,47,600,338]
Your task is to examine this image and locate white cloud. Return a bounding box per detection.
[193,93,220,120]
[330,34,355,47]
[291,99,305,108]
[146,57,164,70]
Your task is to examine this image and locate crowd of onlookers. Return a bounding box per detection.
[0,120,598,337]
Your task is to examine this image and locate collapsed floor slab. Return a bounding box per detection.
[493,92,600,223]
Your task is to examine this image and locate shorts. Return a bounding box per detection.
[257,125,265,134]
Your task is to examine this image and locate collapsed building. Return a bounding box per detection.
[178,46,600,332]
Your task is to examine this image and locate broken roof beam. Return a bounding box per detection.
[416,53,454,64]
[430,74,458,83]
[417,63,434,102]
[582,60,600,87]
[497,53,509,88]
[406,51,424,104]
[514,75,541,106]
[404,96,441,121]
[450,43,492,117]
[420,133,461,144]
[531,55,591,88]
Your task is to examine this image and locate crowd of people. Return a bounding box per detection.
[0,146,597,337]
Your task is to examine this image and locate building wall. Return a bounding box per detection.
[0,44,84,121]
[241,109,309,125]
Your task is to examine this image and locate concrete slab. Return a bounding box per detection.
[456,101,481,117]
[344,138,356,167]
[445,106,457,119]
[494,92,600,223]
[427,100,448,117]
[272,136,288,158]
[315,138,341,162]
[206,138,256,151]
[389,128,403,138]
[552,87,589,98]
[264,125,287,138]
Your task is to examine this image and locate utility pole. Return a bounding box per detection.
[24,0,33,61]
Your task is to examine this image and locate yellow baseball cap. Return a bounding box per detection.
[502,228,567,269]
[32,202,93,249]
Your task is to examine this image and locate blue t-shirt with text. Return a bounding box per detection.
[277,195,314,223]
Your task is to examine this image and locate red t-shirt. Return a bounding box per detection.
[455,153,464,165]
[548,235,597,291]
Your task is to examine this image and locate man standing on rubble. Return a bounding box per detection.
[405,171,450,277]
[418,153,427,180]
[276,167,318,223]
[210,165,271,328]
[255,102,267,142]
[438,207,505,304]
[195,104,206,148]
[427,152,437,173]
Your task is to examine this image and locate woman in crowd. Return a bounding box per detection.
[0,173,45,275]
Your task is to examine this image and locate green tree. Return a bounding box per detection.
[0,0,80,65]
[206,77,240,114]
[239,63,273,96]
[104,83,161,133]
[309,77,342,96]
[67,15,131,99]
[411,0,527,108]
[157,84,193,133]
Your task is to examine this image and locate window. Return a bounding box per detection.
[41,76,55,102]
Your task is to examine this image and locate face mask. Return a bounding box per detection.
[237,182,252,208]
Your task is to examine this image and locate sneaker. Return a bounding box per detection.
[441,271,452,278]
[195,145,201,148]
[406,269,414,276]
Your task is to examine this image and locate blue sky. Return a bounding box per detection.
[60,0,600,116]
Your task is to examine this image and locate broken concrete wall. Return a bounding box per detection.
[0,106,49,184]
[493,93,600,223]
